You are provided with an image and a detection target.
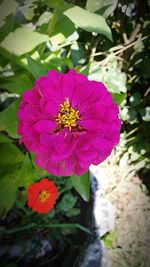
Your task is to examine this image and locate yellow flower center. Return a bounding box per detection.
[39,190,50,203]
[55,98,80,131]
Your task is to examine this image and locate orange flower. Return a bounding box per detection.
[27,178,58,213]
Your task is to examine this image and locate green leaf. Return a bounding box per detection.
[43,0,64,8]
[112,93,126,105]
[120,107,128,121]
[63,5,112,41]
[16,153,39,187]
[0,14,15,42]
[29,152,48,177]
[129,92,141,107]
[0,0,18,27]
[27,55,47,80]
[1,74,33,94]
[86,0,118,18]
[45,55,73,69]
[67,208,80,217]
[101,231,116,248]
[71,42,86,66]
[128,109,138,124]
[0,140,23,166]
[0,27,49,56]
[37,11,53,26]
[105,68,127,93]
[58,193,77,212]
[71,172,90,201]
[0,174,20,217]
[0,134,23,177]
[50,14,76,46]
[17,3,36,21]
[0,99,20,138]
[0,133,12,143]
[121,108,137,124]
[140,107,150,122]
[0,152,40,216]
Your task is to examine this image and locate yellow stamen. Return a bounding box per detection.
[39,190,50,203]
[55,98,79,131]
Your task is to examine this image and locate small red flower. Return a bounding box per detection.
[27,178,58,213]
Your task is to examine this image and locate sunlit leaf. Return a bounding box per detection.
[50,14,76,46]
[0,0,18,27]
[112,93,126,105]
[88,63,127,93]
[101,231,116,248]
[17,4,36,21]
[45,55,73,69]
[106,68,127,93]
[63,5,112,40]
[86,0,118,18]
[1,27,49,56]
[37,11,52,26]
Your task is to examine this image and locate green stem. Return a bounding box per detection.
[58,187,69,196]
[47,9,60,37]
[5,223,91,235]
[6,223,36,234]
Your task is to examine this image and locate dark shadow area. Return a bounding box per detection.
[138,169,150,194]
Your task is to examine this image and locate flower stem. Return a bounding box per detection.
[47,9,60,37]
[5,223,91,235]
[38,9,60,57]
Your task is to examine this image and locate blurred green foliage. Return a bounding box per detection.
[0,0,149,217]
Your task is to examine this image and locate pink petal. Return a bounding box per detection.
[22,89,40,104]
[46,70,61,87]
[60,73,75,101]
[81,101,106,120]
[79,119,104,132]
[71,83,95,108]
[34,120,56,133]
[40,133,57,145]
[35,77,62,103]
[47,159,74,176]
[69,70,88,86]
[43,100,59,117]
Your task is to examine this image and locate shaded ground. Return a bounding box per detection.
[100,154,150,267]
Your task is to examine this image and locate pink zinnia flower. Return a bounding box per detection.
[18,70,121,176]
